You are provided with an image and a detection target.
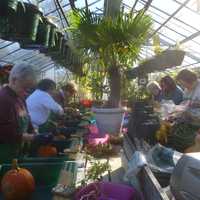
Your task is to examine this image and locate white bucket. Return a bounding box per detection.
[92,107,125,134]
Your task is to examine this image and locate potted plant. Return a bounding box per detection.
[68,4,152,133]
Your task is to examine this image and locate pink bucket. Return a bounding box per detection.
[87,124,110,146]
[75,181,141,200]
[88,134,110,146]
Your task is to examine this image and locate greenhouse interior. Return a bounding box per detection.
[0,0,200,199]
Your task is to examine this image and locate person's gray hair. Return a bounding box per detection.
[9,62,37,82]
[146,81,161,92]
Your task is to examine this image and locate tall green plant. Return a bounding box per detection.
[68,8,152,107]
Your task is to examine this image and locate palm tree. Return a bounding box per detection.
[68,8,152,107]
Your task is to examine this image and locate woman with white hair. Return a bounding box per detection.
[146,81,162,101]
[0,62,52,162]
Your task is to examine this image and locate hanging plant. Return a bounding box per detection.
[21,16,51,50]
[48,20,57,48]
[49,30,64,51]
[0,0,18,16]
[1,2,42,43]
[0,0,19,39]
[49,41,70,67]
[127,49,185,79]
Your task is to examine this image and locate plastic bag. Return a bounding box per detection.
[146,144,182,174]
[159,100,176,120]
[123,151,147,192]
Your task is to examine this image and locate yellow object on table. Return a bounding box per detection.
[156,121,172,144]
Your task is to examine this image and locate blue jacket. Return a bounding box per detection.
[161,86,184,105]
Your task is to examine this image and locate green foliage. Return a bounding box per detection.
[68,8,152,104]
[86,160,110,182]
[68,9,152,69]
[81,155,111,186]
[120,77,136,100]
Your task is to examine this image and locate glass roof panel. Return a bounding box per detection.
[185,0,200,12]
[151,0,180,15]
[176,6,200,30]
[1,0,200,73]
[3,49,36,62]
[0,43,20,59]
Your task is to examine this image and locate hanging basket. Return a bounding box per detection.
[48,20,57,48]
[20,16,51,50]
[0,0,18,16]
[127,50,185,79]
[0,16,11,39]
[47,31,64,61]
[48,39,68,64]
[49,30,64,52]
[3,2,42,43]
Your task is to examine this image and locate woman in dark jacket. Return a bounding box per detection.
[0,62,52,163]
[160,75,184,105]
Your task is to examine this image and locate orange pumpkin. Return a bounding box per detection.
[37,145,57,157]
[1,159,35,200]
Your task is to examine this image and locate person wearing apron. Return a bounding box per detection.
[0,63,37,163]
[26,79,64,133]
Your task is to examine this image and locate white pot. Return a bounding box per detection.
[92,107,125,134]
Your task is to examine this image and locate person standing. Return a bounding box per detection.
[26,79,64,132]
[0,62,37,162]
[177,69,200,102]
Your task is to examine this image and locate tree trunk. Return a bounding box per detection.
[108,66,121,107]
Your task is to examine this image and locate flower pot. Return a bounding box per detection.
[5,2,42,43]
[47,38,67,64]
[92,107,125,134]
[0,16,10,39]
[0,0,18,16]
[49,30,64,51]
[48,21,57,48]
[21,16,51,49]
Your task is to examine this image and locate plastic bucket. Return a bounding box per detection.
[75,181,141,200]
[92,108,124,134]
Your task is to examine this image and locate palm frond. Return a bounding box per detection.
[68,8,152,68]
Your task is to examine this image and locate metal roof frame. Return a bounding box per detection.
[1,0,200,73]
[148,0,191,37]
